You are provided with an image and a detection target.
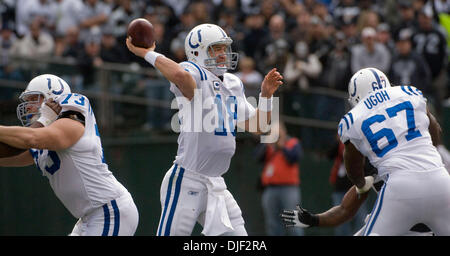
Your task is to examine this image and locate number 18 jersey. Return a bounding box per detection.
[30,93,128,218]
[338,86,444,177]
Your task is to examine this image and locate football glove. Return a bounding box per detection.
[280,205,319,228]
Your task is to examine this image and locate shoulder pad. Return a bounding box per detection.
[399,85,423,97]
[57,93,92,116]
[338,112,355,143]
[180,61,208,81]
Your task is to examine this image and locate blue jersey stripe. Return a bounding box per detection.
[407,86,418,95]
[401,86,412,95]
[342,116,349,129]
[348,112,354,124]
[164,167,185,236]
[102,204,110,236]
[111,200,120,236]
[187,61,204,81]
[157,164,178,236]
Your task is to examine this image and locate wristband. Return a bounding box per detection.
[258,93,273,112]
[37,102,58,126]
[144,51,164,66]
[356,176,374,194]
[310,214,319,227]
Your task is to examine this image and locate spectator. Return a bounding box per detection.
[256,14,292,73]
[99,27,128,63]
[56,26,84,59]
[16,0,57,37]
[289,6,311,43]
[0,21,17,68]
[0,20,22,97]
[307,15,334,66]
[356,9,380,32]
[107,0,142,39]
[234,56,263,99]
[317,31,352,92]
[53,0,84,38]
[332,0,360,26]
[217,9,246,54]
[189,1,212,25]
[391,0,418,40]
[9,18,54,58]
[376,23,396,54]
[256,122,304,236]
[77,0,112,43]
[242,11,267,59]
[389,28,432,96]
[168,37,186,63]
[350,26,391,74]
[283,40,322,90]
[76,33,102,88]
[411,7,448,116]
[259,0,280,25]
[337,17,359,48]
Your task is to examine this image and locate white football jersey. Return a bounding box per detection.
[170,61,256,177]
[338,85,444,177]
[29,93,128,218]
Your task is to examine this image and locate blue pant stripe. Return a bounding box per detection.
[164,167,185,236]
[111,200,120,236]
[102,204,110,236]
[157,164,178,236]
[364,175,389,235]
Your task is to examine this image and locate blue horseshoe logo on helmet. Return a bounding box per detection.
[188,30,202,49]
[47,78,65,95]
[350,77,357,97]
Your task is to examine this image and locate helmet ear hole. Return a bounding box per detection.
[194,51,198,56]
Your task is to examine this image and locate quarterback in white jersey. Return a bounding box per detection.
[338,67,450,235]
[0,74,139,236]
[126,23,282,236]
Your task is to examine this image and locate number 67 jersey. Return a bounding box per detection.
[338,85,444,177]
[29,93,128,219]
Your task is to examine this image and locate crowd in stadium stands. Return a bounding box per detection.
[0,0,449,123]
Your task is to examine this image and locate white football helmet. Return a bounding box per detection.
[348,67,391,107]
[17,74,71,126]
[184,23,238,76]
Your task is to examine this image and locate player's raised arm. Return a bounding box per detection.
[125,38,197,100]
[238,68,283,134]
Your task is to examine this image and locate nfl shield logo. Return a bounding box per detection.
[213,81,220,91]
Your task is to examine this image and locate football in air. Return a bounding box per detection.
[127,18,155,48]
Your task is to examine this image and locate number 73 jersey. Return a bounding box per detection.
[29,93,127,218]
[338,86,444,176]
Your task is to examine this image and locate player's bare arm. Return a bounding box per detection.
[240,68,283,134]
[0,118,84,151]
[0,151,34,167]
[344,142,367,189]
[281,184,369,228]
[317,186,369,227]
[426,107,442,146]
[125,38,197,100]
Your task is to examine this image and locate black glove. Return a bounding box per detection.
[280,205,319,228]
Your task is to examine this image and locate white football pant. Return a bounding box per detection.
[362,168,450,236]
[157,164,247,236]
[69,192,139,236]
